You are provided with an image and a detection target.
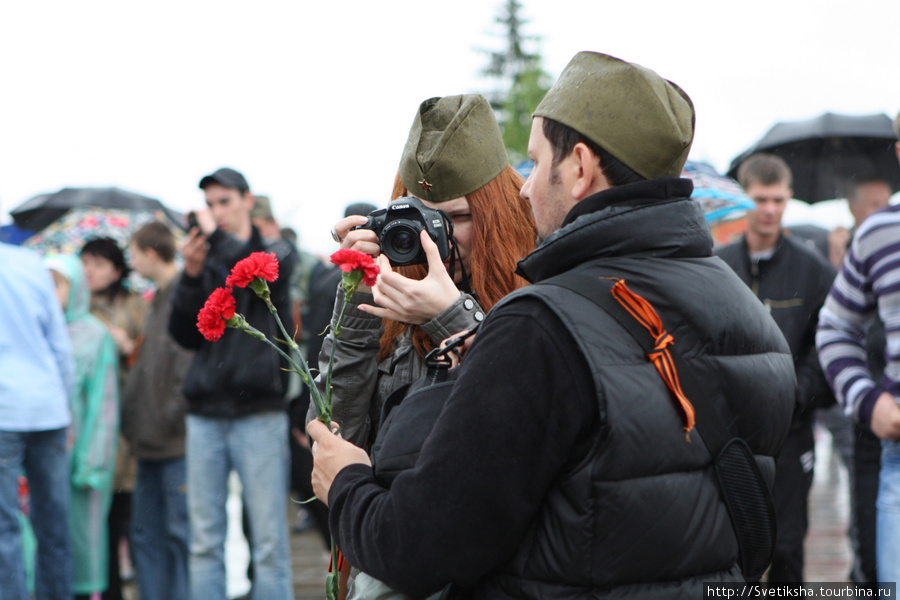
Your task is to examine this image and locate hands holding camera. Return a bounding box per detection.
[182,209,216,277]
[333,215,461,325]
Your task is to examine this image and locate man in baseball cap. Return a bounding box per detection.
[169,166,296,600]
[309,52,795,595]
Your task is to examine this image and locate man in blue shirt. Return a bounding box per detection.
[0,241,75,600]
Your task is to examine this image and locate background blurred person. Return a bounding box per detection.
[0,242,75,600]
[716,153,837,584]
[827,177,893,269]
[45,254,120,600]
[168,167,296,600]
[817,110,900,587]
[120,222,192,600]
[823,176,892,587]
[80,236,148,600]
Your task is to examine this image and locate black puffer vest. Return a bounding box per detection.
[474,179,794,599]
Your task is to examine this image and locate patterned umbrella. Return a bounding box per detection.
[22,206,185,293]
[682,160,755,247]
[23,206,182,256]
[9,187,182,232]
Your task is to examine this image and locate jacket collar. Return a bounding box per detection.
[562,178,694,227]
[517,177,712,283]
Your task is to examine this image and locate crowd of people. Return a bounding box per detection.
[1,49,899,600]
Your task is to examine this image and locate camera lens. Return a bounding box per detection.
[390,230,415,253]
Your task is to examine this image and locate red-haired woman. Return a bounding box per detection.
[313,95,536,457]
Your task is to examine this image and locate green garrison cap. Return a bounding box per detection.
[534,51,695,179]
[399,94,508,203]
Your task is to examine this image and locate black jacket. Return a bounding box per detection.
[715,233,836,421]
[169,226,295,418]
[328,179,795,599]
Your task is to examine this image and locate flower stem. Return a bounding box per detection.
[263,296,332,422]
[326,538,340,600]
[243,323,330,425]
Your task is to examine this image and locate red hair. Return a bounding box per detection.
[378,165,536,360]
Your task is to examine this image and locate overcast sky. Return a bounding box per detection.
[1,0,897,255]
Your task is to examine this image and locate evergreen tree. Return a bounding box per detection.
[479,0,552,164]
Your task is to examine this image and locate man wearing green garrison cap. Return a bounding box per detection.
[309,52,794,597]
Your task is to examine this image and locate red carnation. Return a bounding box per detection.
[330,248,380,287]
[226,252,280,288]
[197,287,237,341]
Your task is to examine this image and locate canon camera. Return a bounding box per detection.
[352,196,453,267]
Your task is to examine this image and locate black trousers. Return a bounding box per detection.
[767,425,815,584]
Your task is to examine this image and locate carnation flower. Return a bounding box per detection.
[197,287,236,341]
[330,248,379,288]
[195,247,381,600]
[226,252,279,288]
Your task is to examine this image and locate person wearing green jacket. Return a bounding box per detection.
[44,254,120,600]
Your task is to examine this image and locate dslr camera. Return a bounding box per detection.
[352,196,453,266]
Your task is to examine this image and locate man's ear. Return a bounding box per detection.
[571,142,610,200]
[895,141,900,165]
[244,191,256,210]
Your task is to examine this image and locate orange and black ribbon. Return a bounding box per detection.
[327,548,347,573]
[609,279,696,433]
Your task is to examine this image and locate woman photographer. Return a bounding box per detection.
[314,94,535,447]
[310,94,536,599]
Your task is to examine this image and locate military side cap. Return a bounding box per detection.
[534,51,695,180]
[399,94,508,203]
[250,195,273,220]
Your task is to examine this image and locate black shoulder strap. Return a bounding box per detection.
[542,271,731,456]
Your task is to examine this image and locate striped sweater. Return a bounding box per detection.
[816,204,900,425]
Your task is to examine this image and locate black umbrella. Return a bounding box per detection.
[9,186,183,232]
[727,112,900,203]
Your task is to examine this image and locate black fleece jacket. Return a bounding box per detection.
[169,226,295,418]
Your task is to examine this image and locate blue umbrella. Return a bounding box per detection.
[0,223,35,245]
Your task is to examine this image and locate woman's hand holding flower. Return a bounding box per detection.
[333,216,380,292]
[361,231,460,325]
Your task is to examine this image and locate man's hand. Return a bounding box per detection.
[870,392,900,441]
[308,419,371,506]
[827,226,851,269]
[181,228,209,278]
[440,329,476,368]
[107,324,136,356]
[361,231,460,324]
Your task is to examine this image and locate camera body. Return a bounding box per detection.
[352,196,453,266]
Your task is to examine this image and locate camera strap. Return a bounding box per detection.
[450,240,476,300]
